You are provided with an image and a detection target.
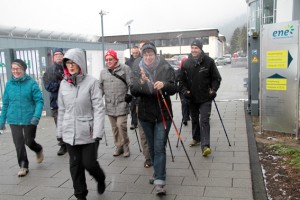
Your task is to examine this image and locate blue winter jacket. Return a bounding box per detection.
[0,74,44,125]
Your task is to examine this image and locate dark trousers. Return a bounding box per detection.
[10,125,43,168]
[130,97,138,126]
[52,109,66,147]
[179,93,190,122]
[190,101,212,150]
[66,142,105,199]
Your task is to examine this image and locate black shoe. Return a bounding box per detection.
[97,179,106,194]
[130,124,137,130]
[57,145,67,156]
[183,121,188,126]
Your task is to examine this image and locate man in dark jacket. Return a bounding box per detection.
[43,48,67,156]
[180,39,222,157]
[125,46,140,129]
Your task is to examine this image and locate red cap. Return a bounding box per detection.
[105,49,118,60]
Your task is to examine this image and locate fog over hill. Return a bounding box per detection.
[218,14,247,43]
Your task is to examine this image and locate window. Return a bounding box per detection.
[262,0,277,24]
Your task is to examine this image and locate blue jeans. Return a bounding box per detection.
[140,120,171,186]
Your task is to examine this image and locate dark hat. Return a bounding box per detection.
[12,59,27,71]
[53,48,64,55]
[141,42,157,55]
[191,39,203,50]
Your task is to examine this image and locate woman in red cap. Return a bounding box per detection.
[100,49,132,157]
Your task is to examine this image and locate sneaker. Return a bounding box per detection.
[202,147,211,157]
[189,140,200,147]
[18,168,29,177]
[123,145,130,157]
[113,147,124,156]
[57,145,67,156]
[36,150,44,164]
[155,185,166,195]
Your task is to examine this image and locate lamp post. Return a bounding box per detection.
[176,33,183,55]
[125,19,134,55]
[99,10,108,68]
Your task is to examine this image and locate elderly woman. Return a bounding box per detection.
[0,59,44,177]
[57,48,106,200]
[130,42,176,195]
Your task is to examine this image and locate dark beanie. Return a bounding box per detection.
[12,59,27,71]
[53,48,64,55]
[141,42,157,55]
[191,39,203,50]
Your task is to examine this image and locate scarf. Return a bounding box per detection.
[139,56,160,93]
[63,68,83,85]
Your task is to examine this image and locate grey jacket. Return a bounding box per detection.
[100,62,131,116]
[57,48,105,145]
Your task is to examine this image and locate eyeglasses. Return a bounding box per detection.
[12,68,23,72]
[54,53,63,56]
[105,58,114,62]
[65,61,77,66]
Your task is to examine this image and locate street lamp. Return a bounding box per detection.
[125,19,134,55]
[99,10,108,68]
[176,33,183,55]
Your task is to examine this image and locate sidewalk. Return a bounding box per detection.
[0,65,255,200]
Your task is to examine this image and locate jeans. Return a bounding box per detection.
[190,101,212,150]
[140,119,171,186]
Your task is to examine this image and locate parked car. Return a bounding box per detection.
[223,54,231,64]
[214,57,227,66]
[166,58,180,71]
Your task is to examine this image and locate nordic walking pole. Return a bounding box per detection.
[176,119,184,148]
[103,131,108,146]
[159,90,198,180]
[156,91,175,162]
[134,128,142,152]
[213,99,231,146]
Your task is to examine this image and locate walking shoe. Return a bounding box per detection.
[18,168,29,177]
[97,180,106,194]
[113,147,124,156]
[57,145,67,156]
[155,185,166,195]
[144,159,152,168]
[202,146,211,157]
[189,140,200,147]
[183,121,188,126]
[149,176,155,184]
[36,150,44,164]
[123,145,130,157]
[130,124,137,130]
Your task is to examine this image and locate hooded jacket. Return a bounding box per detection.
[0,74,44,125]
[57,48,105,145]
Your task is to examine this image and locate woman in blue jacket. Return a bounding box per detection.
[0,59,44,177]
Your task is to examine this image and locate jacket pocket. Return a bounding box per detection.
[77,116,94,136]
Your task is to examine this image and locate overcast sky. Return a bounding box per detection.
[0,0,248,36]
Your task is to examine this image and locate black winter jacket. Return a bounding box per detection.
[180,52,222,103]
[130,57,176,122]
[43,62,64,109]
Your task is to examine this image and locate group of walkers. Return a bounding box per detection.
[0,39,221,199]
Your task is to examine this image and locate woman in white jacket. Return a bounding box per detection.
[57,48,106,200]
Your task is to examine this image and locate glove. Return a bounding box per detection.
[209,89,217,100]
[125,94,133,103]
[30,117,40,126]
[183,91,191,100]
[95,137,102,141]
[0,124,5,130]
[57,137,63,142]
